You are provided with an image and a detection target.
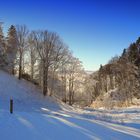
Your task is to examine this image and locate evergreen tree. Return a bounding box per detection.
[136,37,140,47]
[0,23,6,67]
[128,43,139,63]
[122,49,127,57]
[6,25,18,74]
[135,37,140,66]
[120,48,128,62]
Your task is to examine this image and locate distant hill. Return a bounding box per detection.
[85,70,94,74]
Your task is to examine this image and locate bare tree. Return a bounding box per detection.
[16,25,29,79]
[27,32,38,80]
[67,57,84,105]
[33,30,63,96]
[49,44,70,96]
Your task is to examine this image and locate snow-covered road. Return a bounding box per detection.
[1,108,140,140]
[0,70,140,140]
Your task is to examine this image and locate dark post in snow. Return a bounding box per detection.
[10,99,13,114]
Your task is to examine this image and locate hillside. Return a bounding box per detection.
[0,71,140,140]
[0,70,65,112]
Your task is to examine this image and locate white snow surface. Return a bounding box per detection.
[0,70,140,140]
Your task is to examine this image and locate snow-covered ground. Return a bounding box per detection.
[0,70,140,140]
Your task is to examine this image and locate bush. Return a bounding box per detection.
[31,79,39,85]
[21,73,31,81]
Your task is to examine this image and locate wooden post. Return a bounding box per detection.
[10,99,13,114]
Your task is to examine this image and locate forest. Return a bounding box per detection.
[0,23,140,108]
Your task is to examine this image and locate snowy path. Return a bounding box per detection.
[0,109,140,140]
[0,70,140,140]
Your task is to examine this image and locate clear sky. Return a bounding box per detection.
[0,0,140,71]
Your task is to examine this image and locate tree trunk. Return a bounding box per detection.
[50,70,55,96]
[31,61,34,80]
[18,53,22,80]
[42,63,48,96]
[63,75,67,103]
[12,64,15,75]
[71,81,74,104]
[69,78,72,105]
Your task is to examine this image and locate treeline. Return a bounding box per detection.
[0,23,85,105]
[87,37,140,108]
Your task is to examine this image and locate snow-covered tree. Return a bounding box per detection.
[66,57,84,105]
[33,31,65,96]
[0,23,6,68]
[27,32,38,81]
[6,25,18,74]
[16,25,29,79]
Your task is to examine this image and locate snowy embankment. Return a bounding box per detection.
[0,70,140,140]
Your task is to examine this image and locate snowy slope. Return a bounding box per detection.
[0,70,140,140]
[0,70,66,112]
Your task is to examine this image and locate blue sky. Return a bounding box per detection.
[0,0,140,71]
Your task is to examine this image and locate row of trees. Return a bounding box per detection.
[2,23,140,108]
[0,23,86,105]
[86,37,140,108]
